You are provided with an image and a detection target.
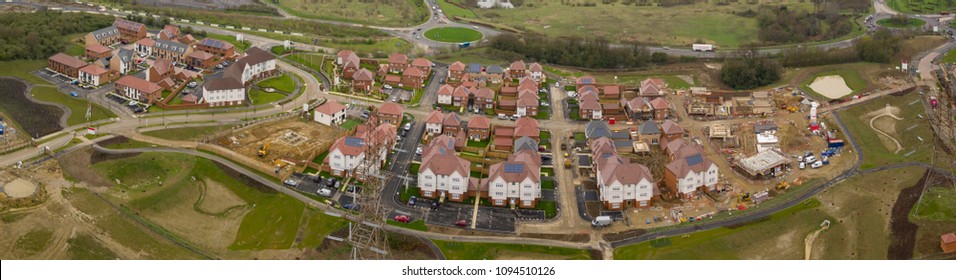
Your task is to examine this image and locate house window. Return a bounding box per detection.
[494,192,503,196]
[496,183,503,188]
[452,178,460,182]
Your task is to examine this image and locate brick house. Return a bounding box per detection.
[48,53,87,79]
[425,110,445,135]
[485,65,504,84]
[637,121,661,145]
[387,53,408,73]
[448,61,465,82]
[147,58,174,83]
[352,68,374,92]
[451,86,471,107]
[410,58,432,76]
[337,50,360,79]
[401,66,426,88]
[112,18,147,43]
[417,135,472,202]
[591,137,657,209]
[115,75,162,103]
[442,112,462,137]
[436,84,454,105]
[487,144,541,208]
[152,39,193,65]
[78,64,110,86]
[157,25,180,41]
[110,49,135,75]
[516,90,539,117]
[84,26,120,46]
[84,43,112,60]
[663,145,719,199]
[508,60,526,79]
[650,97,670,120]
[474,87,495,110]
[576,76,596,89]
[660,120,684,142]
[466,115,491,141]
[528,62,543,82]
[196,38,236,59]
[187,50,215,69]
[376,102,404,127]
[623,97,653,120]
[134,38,155,57]
[603,85,622,100]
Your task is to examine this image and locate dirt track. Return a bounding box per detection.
[887,170,930,260]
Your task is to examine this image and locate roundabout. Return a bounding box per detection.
[423,27,483,43]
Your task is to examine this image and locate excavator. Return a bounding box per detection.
[258,143,270,157]
[776,181,790,191]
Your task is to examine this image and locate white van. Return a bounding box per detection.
[317,188,333,197]
[811,161,823,169]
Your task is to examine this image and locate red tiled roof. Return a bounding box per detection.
[116,75,161,93]
[113,18,145,31]
[437,84,454,96]
[514,117,539,138]
[85,43,111,54]
[330,136,366,157]
[452,86,471,98]
[529,62,543,72]
[517,91,538,107]
[188,50,214,60]
[443,112,462,126]
[378,102,403,116]
[509,60,526,71]
[411,58,431,67]
[152,58,173,76]
[475,88,495,99]
[403,66,424,77]
[581,99,602,111]
[385,74,401,83]
[49,53,87,69]
[665,146,715,178]
[135,38,155,47]
[651,97,670,110]
[316,100,346,115]
[603,85,621,96]
[425,110,444,124]
[661,120,684,135]
[79,64,108,75]
[449,61,465,72]
[388,53,408,64]
[942,233,956,244]
[468,116,490,129]
[353,68,374,81]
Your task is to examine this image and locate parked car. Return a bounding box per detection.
[430,201,439,210]
[283,179,297,186]
[326,178,337,188]
[69,92,78,97]
[342,203,355,210]
[347,185,362,193]
[404,122,412,131]
[384,84,393,89]
[799,161,806,170]
[393,215,411,223]
[811,160,823,169]
[415,146,423,155]
[455,220,468,227]
[408,196,417,206]
[317,188,333,197]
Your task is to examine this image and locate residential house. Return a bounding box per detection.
[623,97,653,120]
[576,76,596,89]
[326,123,395,178]
[448,61,465,81]
[485,65,504,84]
[115,75,162,103]
[376,102,404,126]
[110,49,135,75]
[664,145,719,199]
[465,63,482,78]
[187,50,215,69]
[477,0,515,9]
[516,90,539,117]
[84,43,112,60]
[152,39,193,65]
[585,120,611,139]
[602,85,622,100]
[177,34,197,46]
[436,84,454,105]
[528,63,543,82]
[641,78,666,96]
[402,66,426,88]
[451,86,471,107]
[467,116,491,141]
[418,135,472,202]
[662,138,690,160]
[337,50,360,79]
[196,38,236,59]
[580,99,603,120]
[425,110,445,135]
[134,38,155,57]
[78,64,109,86]
[410,58,432,76]
[314,100,347,126]
[112,18,147,43]
[660,120,684,142]
[591,137,657,209]
[48,53,87,79]
[352,68,374,92]
[387,53,408,73]
[147,58,174,83]
[157,25,181,41]
[514,117,539,141]
[84,26,120,46]
[442,112,462,137]
[202,47,277,107]
[650,97,670,120]
[487,140,541,208]
[508,60,526,79]
[637,121,661,145]
[474,87,495,110]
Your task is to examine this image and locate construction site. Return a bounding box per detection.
[213,118,346,174]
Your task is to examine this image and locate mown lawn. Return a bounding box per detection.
[887,0,956,13]
[257,73,296,93]
[910,185,956,222]
[0,60,50,85]
[424,27,483,43]
[249,88,286,105]
[31,86,116,126]
[941,48,956,64]
[432,240,592,260]
[296,208,348,248]
[838,93,935,169]
[436,0,476,19]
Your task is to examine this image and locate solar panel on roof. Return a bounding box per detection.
[504,164,524,173]
[345,137,364,147]
[686,154,703,166]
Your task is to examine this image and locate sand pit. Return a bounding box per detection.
[809,75,853,99]
[3,178,37,198]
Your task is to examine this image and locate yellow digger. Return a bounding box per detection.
[776,181,790,191]
[258,143,270,157]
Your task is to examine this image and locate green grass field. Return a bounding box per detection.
[257,73,295,93]
[839,93,935,170]
[276,0,429,27]
[0,60,52,86]
[616,199,829,259]
[388,219,428,231]
[93,153,193,191]
[436,0,476,19]
[941,48,956,63]
[877,18,926,28]
[799,68,867,100]
[205,33,251,52]
[424,27,483,43]
[31,86,116,126]
[432,240,592,260]
[249,88,286,105]
[66,234,119,260]
[297,208,348,248]
[887,0,956,13]
[14,228,54,254]
[458,1,820,47]
[142,125,232,141]
[910,185,956,222]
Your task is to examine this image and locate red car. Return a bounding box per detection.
[394,215,410,223]
[454,220,468,227]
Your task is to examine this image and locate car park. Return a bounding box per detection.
[325,177,337,188]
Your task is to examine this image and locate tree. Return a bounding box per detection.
[720,45,782,90]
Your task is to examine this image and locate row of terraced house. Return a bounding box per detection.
[335,51,432,93]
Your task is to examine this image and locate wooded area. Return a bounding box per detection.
[488,34,654,69]
[0,12,114,61]
[721,46,782,90]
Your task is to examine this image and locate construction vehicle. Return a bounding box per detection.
[776,181,790,190]
[564,158,572,169]
[258,143,270,157]
[737,192,751,202]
